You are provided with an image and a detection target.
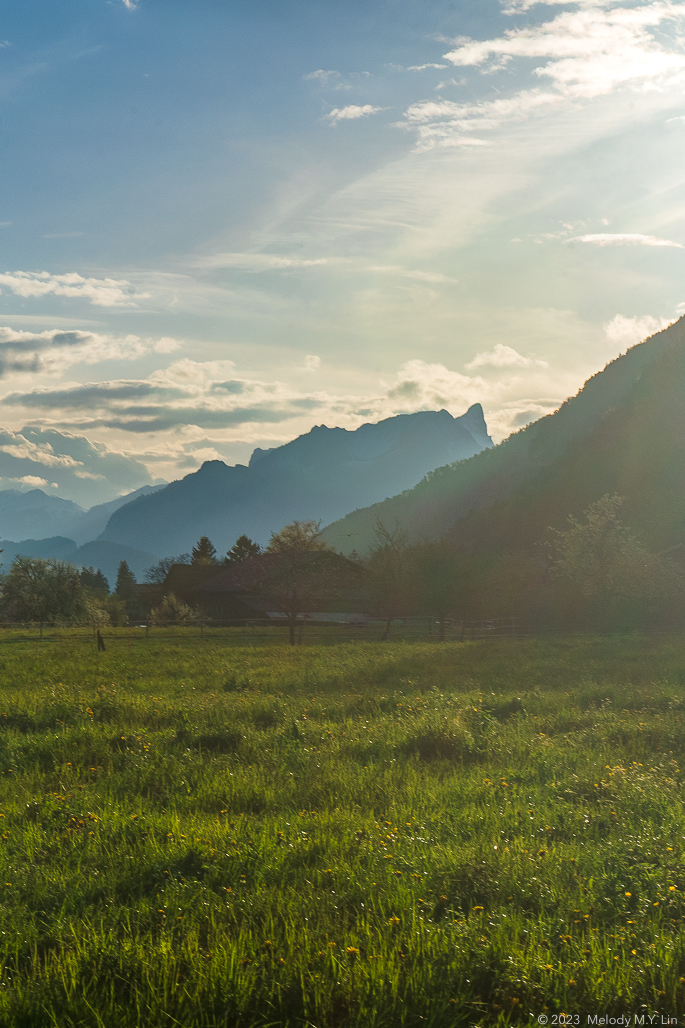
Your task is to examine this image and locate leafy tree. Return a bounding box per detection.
[144,554,191,584]
[225,535,261,564]
[546,494,680,628]
[191,537,218,565]
[79,566,109,597]
[363,521,413,640]
[256,550,360,646]
[548,495,653,598]
[1,557,88,623]
[150,592,198,625]
[267,521,329,554]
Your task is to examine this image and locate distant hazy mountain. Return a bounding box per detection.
[99,406,493,556]
[0,490,85,542]
[68,485,166,544]
[322,317,685,555]
[0,537,159,584]
[0,484,164,545]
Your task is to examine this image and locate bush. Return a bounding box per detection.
[149,592,198,625]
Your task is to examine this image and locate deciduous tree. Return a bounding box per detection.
[1,557,87,624]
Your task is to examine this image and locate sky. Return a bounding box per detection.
[1,0,685,507]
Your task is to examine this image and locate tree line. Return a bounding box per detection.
[0,495,682,632]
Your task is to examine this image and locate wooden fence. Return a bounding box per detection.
[0,616,519,646]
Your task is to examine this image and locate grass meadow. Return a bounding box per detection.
[0,632,685,1026]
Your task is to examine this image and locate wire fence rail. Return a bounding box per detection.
[0,616,520,646]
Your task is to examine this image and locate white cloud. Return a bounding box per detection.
[121,0,138,8]
[0,326,180,378]
[15,475,49,488]
[0,438,81,468]
[465,343,549,369]
[304,354,321,370]
[399,2,685,151]
[571,232,684,247]
[326,105,383,124]
[408,63,448,71]
[304,70,340,83]
[443,3,685,100]
[604,313,672,347]
[0,270,149,307]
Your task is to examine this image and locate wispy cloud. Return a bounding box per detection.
[400,1,685,151]
[572,233,684,247]
[0,271,149,307]
[190,253,335,271]
[408,63,448,71]
[401,90,560,149]
[326,105,383,124]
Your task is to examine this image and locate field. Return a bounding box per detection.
[1,632,685,1026]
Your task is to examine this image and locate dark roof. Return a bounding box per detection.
[197,551,359,595]
[162,563,224,591]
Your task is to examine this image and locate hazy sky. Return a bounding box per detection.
[1,0,685,506]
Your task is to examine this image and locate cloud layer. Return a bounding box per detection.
[0,327,179,378]
[0,271,149,307]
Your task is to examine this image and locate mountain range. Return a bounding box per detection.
[0,484,164,545]
[97,405,492,557]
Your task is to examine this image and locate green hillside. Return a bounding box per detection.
[322,317,685,555]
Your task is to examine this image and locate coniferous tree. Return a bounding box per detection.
[115,560,137,616]
[79,566,109,596]
[191,537,218,565]
[225,535,261,563]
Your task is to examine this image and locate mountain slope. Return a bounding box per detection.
[322,318,684,554]
[99,406,492,555]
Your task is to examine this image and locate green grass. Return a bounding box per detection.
[1,634,685,1026]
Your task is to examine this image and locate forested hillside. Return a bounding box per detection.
[322,318,685,555]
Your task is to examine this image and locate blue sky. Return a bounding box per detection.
[1,0,685,506]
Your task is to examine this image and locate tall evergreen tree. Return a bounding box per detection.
[79,566,109,596]
[225,535,261,563]
[115,561,137,615]
[191,537,218,565]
